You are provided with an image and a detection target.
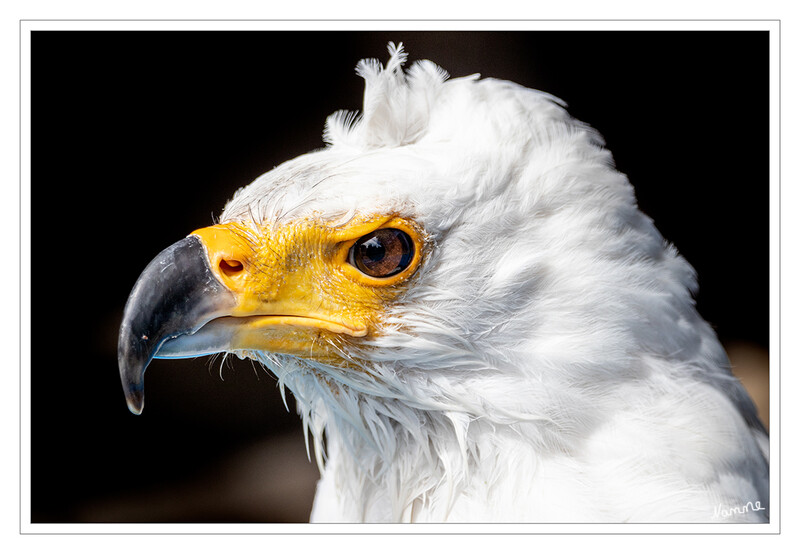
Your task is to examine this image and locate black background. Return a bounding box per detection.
[30,30,770,523]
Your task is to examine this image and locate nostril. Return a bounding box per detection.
[219,259,244,277]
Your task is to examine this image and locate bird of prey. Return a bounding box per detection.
[118,43,769,523]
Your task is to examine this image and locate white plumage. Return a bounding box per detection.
[122,43,769,523]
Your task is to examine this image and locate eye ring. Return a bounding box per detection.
[348,228,415,278]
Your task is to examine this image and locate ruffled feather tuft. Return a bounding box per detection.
[323,42,449,149]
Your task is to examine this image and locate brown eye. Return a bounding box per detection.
[349,228,414,278]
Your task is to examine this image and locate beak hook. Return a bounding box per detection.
[117,235,236,414]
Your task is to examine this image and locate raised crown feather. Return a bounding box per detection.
[323,42,452,149]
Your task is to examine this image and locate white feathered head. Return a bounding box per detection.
[119,42,757,470]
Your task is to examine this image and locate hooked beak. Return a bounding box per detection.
[117,223,371,415]
[117,235,236,415]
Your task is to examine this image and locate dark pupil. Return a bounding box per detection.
[360,236,386,265]
[353,229,413,277]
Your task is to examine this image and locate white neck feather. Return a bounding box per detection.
[308,400,539,522]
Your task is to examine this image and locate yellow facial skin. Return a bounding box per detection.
[189,214,426,364]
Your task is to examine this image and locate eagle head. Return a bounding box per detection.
[118,41,716,436]
[118,44,767,522]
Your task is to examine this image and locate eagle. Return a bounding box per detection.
[117,43,769,523]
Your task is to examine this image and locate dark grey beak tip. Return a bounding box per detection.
[117,323,150,415]
[117,234,236,415]
[124,387,145,415]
